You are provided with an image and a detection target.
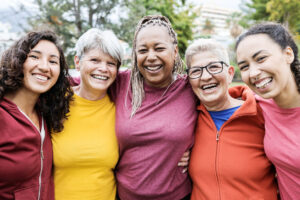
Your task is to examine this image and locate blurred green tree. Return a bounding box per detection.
[202,19,215,35]
[110,0,196,57]
[242,0,300,34]
[27,0,195,65]
[245,0,269,21]
[266,0,300,32]
[28,0,121,66]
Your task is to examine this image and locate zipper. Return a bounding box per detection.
[37,120,45,200]
[214,115,242,199]
[215,131,221,200]
[17,107,44,200]
[38,144,44,200]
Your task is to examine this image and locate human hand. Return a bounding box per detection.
[178,150,190,173]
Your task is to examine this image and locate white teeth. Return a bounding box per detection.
[202,83,217,90]
[34,74,48,81]
[255,78,272,88]
[146,65,161,71]
[92,75,108,80]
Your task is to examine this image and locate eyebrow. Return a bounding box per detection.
[237,50,265,66]
[30,50,59,59]
[252,50,264,59]
[237,60,246,66]
[191,61,220,68]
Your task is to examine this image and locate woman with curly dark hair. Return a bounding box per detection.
[235,22,300,199]
[0,30,73,200]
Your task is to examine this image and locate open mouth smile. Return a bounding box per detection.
[201,83,218,90]
[254,77,273,89]
[145,65,162,72]
[33,73,49,81]
[91,74,109,80]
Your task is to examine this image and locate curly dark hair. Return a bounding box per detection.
[0,30,73,133]
[236,22,300,93]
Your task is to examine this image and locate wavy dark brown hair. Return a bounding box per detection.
[0,30,73,133]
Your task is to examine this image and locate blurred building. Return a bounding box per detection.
[193,3,242,45]
[119,39,132,68]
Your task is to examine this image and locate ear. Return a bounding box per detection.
[227,65,235,84]
[174,45,179,59]
[284,46,295,64]
[74,56,80,71]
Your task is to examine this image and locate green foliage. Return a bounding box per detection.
[202,19,215,35]
[246,0,269,21]
[27,0,195,64]
[28,0,121,66]
[111,0,196,58]
[266,0,300,33]
[242,0,300,34]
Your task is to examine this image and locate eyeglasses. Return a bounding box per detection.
[186,61,229,79]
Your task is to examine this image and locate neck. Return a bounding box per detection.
[274,84,300,108]
[145,73,175,88]
[5,89,39,116]
[204,93,243,111]
[73,84,106,101]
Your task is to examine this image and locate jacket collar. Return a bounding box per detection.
[197,85,258,117]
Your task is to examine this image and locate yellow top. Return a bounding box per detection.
[52,94,119,200]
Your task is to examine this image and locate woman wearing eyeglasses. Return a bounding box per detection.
[185,39,278,199]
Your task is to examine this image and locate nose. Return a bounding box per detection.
[38,58,50,72]
[97,62,108,72]
[147,49,157,62]
[249,64,261,79]
[200,68,212,80]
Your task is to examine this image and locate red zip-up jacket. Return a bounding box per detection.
[0,98,54,200]
[189,86,278,200]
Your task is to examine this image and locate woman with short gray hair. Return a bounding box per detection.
[52,28,123,200]
[186,39,277,199]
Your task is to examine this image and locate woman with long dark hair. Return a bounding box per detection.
[0,30,73,200]
[236,22,300,199]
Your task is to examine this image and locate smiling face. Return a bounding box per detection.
[189,51,234,108]
[21,40,60,97]
[236,34,295,100]
[135,25,178,88]
[75,48,118,99]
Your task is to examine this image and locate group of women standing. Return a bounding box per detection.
[0,14,299,200]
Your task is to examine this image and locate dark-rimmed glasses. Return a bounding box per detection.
[186,61,229,79]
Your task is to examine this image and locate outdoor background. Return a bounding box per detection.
[0,0,299,81]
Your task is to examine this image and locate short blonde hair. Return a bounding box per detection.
[185,39,229,68]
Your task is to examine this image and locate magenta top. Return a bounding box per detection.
[256,95,300,200]
[114,71,198,200]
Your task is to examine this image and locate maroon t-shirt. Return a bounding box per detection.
[114,71,198,200]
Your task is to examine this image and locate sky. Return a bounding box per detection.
[0,0,35,9]
[0,0,243,10]
[189,0,243,11]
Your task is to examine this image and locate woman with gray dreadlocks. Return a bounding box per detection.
[113,15,197,200]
